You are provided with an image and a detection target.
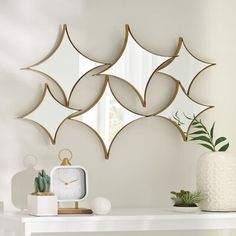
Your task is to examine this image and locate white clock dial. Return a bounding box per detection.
[52,167,86,201]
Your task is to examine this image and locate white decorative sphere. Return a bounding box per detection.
[91,197,111,215]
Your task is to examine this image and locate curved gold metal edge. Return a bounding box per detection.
[97,24,171,107]
[187,63,215,95]
[156,37,216,95]
[23,64,107,111]
[68,66,109,109]
[66,119,108,160]
[156,37,182,71]
[18,83,48,118]
[108,104,214,158]
[68,75,109,116]
[108,75,146,107]
[107,116,145,158]
[96,24,129,76]
[143,71,179,109]
[126,24,171,58]
[107,114,188,157]
[19,84,80,145]
[22,68,68,107]
[108,72,179,117]
[22,24,109,68]
[158,106,214,142]
[65,24,110,65]
[158,82,214,141]
[21,24,109,108]
[180,37,216,95]
[22,25,66,69]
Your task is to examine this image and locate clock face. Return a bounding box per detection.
[51,166,87,202]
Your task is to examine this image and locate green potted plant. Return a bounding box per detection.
[187,116,236,211]
[27,170,58,216]
[171,190,203,212]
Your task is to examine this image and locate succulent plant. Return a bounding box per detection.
[34,170,50,193]
[171,190,203,207]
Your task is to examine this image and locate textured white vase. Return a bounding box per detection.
[197,152,236,211]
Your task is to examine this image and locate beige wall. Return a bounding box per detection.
[0,0,235,235]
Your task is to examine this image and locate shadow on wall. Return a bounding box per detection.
[11,156,38,210]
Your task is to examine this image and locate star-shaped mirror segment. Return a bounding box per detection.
[24,25,105,107]
[74,87,141,159]
[159,84,212,139]
[20,85,79,144]
[100,25,170,106]
[158,37,215,94]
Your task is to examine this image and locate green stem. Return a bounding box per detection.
[192,117,216,151]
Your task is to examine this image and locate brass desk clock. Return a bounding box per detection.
[50,149,92,214]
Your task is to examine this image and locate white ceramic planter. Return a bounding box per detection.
[27,194,58,216]
[173,206,200,213]
[197,152,236,211]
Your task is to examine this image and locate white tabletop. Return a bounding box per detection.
[1,208,236,234]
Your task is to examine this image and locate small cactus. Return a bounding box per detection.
[34,170,50,193]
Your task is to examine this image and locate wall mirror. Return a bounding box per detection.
[24,25,108,110]
[158,37,215,94]
[100,25,171,107]
[159,84,212,140]
[21,24,214,159]
[20,85,80,144]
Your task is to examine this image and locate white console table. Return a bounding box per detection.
[0,208,236,235]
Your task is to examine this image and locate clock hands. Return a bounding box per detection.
[67,178,80,185]
[59,178,68,185]
[59,178,79,185]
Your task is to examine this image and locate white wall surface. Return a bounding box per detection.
[0,0,236,235]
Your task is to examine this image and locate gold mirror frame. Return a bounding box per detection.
[108,72,179,116]
[107,100,212,157]
[157,37,216,95]
[20,24,215,160]
[19,84,108,159]
[158,82,213,141]
[22,24,109,110]
[98,24,172,108]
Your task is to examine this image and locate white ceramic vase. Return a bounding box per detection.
[197,152,236,211]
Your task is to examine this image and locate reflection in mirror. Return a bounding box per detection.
[159,84,212,140]
[100,25,170,106]
[158,37,215,94]
[108,72,178,116]
[75,88,141,149]
[20,85,79,144]
[68,65,108,112]
[25,25,106,107]
[21,24,215,153]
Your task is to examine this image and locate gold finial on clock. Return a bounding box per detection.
[58,149,72,166]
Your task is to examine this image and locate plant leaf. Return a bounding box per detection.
[192,121,198,125]
[210,122,215,139]
[218,143,229,151]
[190,136,212,144]
[194,125,204,129]
[199,143,215,151]
[215,137,227,146]
[189,130,207,135]
[184,113,193,120]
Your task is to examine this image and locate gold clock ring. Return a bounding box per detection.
[58,148,73,161]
